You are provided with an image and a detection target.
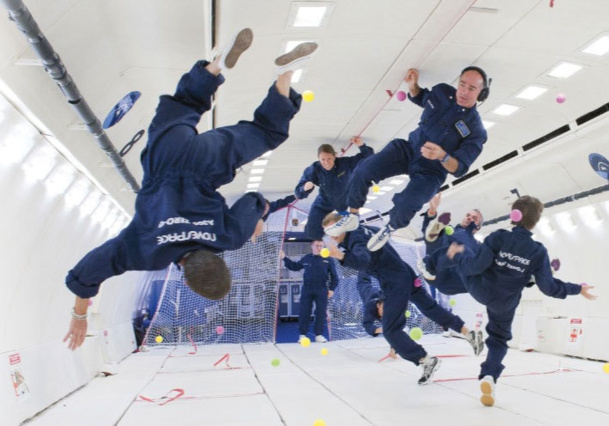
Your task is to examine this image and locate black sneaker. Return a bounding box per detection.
[418,356,441,385]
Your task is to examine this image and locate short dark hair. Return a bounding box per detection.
[318,144,336,156]
[512,196,543,230]
[182,250,231,300]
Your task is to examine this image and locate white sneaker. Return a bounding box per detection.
[218,28,254,70]
[324,213,360,236]
[298,334,307,343]
[417,258,436,281]
[424,212,451,242]
[315,335,328,343]
[275,42,319,73]
[418,356,441,385]
[367,225,392,252]
[480,375,496,407]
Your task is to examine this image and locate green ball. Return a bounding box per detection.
[449,299,456,306]
[405,310,411,318]
[271,358,280,367]
[444,225,454,236]
[409,327,423,341]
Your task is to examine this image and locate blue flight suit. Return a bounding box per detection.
[295,144,374,239]
[422,216,480,295]
[283,254,339,336]
[346,83,487,230]
[357,271,384,336]
[66,60,302,298]
[447,226,582,381]
[263,194,297,221]
[340,226,462,366]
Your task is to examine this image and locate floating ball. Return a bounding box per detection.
[303,90,315,102]
[320,248,330,258]
[320,348,328,356]
[444,225,454,236]
[603,363,609,373]
[313,420,326,426]
[449,299,457,307]
[409,327,423,341]
[216,325,225,335]
[271,358,280,367]
[88,299,94,306]
[413,278,422,287]
[581,282,589,287]
[155,335,163,343]
[396,90,407,101]
[510,209,523,223]
[372,185,380,193]
[300,337,311,347]
[556,93,566,104]
[405,310,411,318]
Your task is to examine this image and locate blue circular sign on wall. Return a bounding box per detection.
[102,91,141,129]
[588,153,609,180]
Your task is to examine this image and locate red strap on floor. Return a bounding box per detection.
[187,334,198,355]
[139,388,185,406]
[213,353,230,367]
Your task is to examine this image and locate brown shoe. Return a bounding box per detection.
[219,28,253,69]
[275,42,318,71]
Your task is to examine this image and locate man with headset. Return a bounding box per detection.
[325,67,490,251]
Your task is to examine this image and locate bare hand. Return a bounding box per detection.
[304,181,315,191]
[350,136,363,147]
[388,347,397,359]
[420,141,446,161]
[447,242,464,260]
[328,290,334,299]
[63,318,88,350]
[325,240,344,260]
[580,285,597,300]
[428,193,442,216]
[405,68,419,88]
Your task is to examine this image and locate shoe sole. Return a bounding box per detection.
[367,232,391,252]
[425,212,452,242]
[223,28,253,69]
[275,42,318,67]
[480,381,495,407]
[324,215,359,236]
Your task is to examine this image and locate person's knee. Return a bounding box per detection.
[183,250,231,300]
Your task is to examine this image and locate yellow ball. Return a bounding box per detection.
[271,358,280,367]
[603,363,609,373]
[320,248,330,258]
[303,90,315,102]
[300,337,311,347]
[155,335,163,343]
[313,420,326,426]
[409,327,423,341]
[320,348,328,356]
[444,225,454,236]
[372,185,380,193]
[449,298,457,307]
[405,310,411,318]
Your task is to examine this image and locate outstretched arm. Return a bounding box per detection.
[63,296,89,350]
[295,164,317,199]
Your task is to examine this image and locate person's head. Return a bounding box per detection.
[322,212,346,243]
[460,209,483,233]
[512,196,544,230]
[311,240,324,255]
[318,144,337,171]
[456,67,488,108]
[181,250,231,300]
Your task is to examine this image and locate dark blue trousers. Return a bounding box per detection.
[347,139,444,229]
[305,204,333,241]
[410,286,464,332]
[299,288,328,336]
[425,250,468,295]
[479,307,515,381]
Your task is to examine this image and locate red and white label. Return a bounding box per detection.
[9,353,21,366]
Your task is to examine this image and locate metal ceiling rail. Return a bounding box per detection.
[1,0,140,192]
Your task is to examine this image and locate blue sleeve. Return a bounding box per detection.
[341,231,372,271]
[532,248,582,299]
[363,305,380,337]
[265,194,296,219]
[342,144,375,170]
[451,125,486,177]
[295,164,317,199]
[224,192,267,249]
[408,87,430,108]
[328,259,339,291]
[453,235,496,276]
[66,235,128,298]
[283,256,304,271]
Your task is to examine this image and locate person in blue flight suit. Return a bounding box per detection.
[261,194,297,222]
[445,195,597,407]
[281,241,338,343]
[295,136,374,240]
[63,28,318,350]
[322,213,441,385]
[418,192,484,296]
[325,67,490,251]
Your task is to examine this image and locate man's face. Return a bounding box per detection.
[461,209,482,231]
[456,70,484,108]
[319,152,336,171]
[311,241,324,255]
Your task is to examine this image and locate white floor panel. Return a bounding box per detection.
[24,336,609,426]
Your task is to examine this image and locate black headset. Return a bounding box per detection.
[461,66,491,102]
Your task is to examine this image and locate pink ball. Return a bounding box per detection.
[216,325,225,335]
[581,282,588,287]
[510,209,523,222]
[414,278,422,287]
[556,93,566,104]
[396,91,407,101]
